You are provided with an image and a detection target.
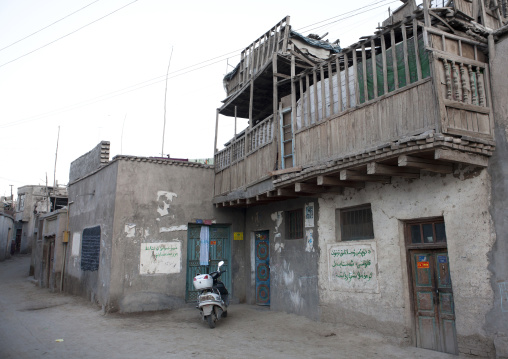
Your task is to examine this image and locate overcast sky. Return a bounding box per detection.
[0,0,402,197]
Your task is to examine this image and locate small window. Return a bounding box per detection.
[410,220,447,244]
[339,204,374,241]
[285,209,303,239]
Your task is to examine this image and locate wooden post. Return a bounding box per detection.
[234,106,237,138]
[336,55,343,112]
[346,52,353,107]
[313,68,319,123]
[413,18,422,81]
[422,0,431,27]
[320,64,326,119]
[299,77,304,128]
[273,53,278,116]
[361,44,368,101]
[328,61,334,116]
[381,34,388,95]
[402,22,411,85]
[282,16,290,53]
[249,79,254,128]
[214,108,219,154]
[390,29,399,90]
[305,73,311,126]
[371,40,378,99]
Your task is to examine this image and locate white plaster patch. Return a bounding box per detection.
[159,225,188,233]
[328,241,379,293]
[274,241,285,253]
[125,223,136,238]
[305,202,315,227]
[282,260,294,285]
[271,211,283,232]
[140,241,181,275]
[305,229,314,252]
[71,232,81,257]
[144,228,150,237]
[157,191,178,217]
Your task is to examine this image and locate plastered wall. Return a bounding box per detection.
[318,169,495,352]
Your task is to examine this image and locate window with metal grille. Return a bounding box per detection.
[285,209,303,239]
[339,204,374,241]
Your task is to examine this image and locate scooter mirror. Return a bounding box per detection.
[218,260,224,270]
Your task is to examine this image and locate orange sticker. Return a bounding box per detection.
[210,241,216,245]
[417,262,429,268]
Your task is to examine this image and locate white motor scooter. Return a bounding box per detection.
[193,260,229,328]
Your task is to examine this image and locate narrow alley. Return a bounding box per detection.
[0,255,455,359]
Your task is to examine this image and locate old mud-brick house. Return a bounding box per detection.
[63,141,245,313]
[212,1,508,357]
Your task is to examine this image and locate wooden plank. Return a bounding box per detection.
[434,148,488,167]
[340,169,390,183]
[249,79,254,127]
[305,74,311,127]
[381,34,388,95]
[282,16,290,52]
[346,52,352,108]
[367,162,420,178]
[313,68,319,123]
[398,155,453,173]
[413,18,422,81]
[276,188,298,197]
[336,56,343,112]
[371,40,378,99]
[299,77,304,130]
[328,61,335,116]
[273,54,279,116]
[362,44,368,101]
[443,99,491,114]
[269,166,302,176]
[390,29,399,90]
[402,22,411,85]
[317,175,365,188]
[320,64,326,119]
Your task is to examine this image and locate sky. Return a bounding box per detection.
[0,0,404,197]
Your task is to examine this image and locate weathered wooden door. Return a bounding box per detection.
[186,225,231,302]
[279,107,294,169]
[407,220,457,354]
[255,231,270,306]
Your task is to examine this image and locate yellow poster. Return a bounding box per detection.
[234,232,243,241]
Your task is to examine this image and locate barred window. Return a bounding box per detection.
[285,209,303,239]
[339,204,374,241]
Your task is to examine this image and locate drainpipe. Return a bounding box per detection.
[60,201,73,292]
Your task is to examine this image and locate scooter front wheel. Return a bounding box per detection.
[206,315,216,328]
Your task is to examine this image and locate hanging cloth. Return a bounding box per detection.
[199,225,210,266]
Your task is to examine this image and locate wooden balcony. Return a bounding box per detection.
[213,9,496,207]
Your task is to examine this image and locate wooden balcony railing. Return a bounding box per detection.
[224,16,291,96]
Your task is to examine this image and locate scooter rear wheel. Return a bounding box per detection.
[206,315,216,328]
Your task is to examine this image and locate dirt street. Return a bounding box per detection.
[0,255,455,359]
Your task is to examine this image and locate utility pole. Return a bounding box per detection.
[53,126,60,212]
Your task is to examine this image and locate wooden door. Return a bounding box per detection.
[255,231,270,305]
[279,107,294,169]
[407,220,457,355]
[185,225,231,302]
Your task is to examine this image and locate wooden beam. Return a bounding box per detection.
[340,170,391,183]
[434,149,488,167]
[367,163,420,178]
[276,188,298,197]
[295,183,342,194]
[237,198,246,205]
[269,166,302,176]
[316,175,365,189]
[398,155,453,174]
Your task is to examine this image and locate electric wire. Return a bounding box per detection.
[0,0,397,128]
[0,0,102,53]
[0,0,138,69]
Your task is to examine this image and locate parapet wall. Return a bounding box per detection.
[69,141,110,182]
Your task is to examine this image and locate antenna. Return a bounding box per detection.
[53,126,60,212]
[161,46,174,157]
[121,113,127,154]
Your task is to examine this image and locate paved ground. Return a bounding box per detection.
[0,255,456,359]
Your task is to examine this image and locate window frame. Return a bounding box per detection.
[337,204,375,241]
[285,208,303,240]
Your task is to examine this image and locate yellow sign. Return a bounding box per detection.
[234,232,243,241]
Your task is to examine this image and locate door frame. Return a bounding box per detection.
[404,217,457,354]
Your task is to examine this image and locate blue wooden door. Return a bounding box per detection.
[255,231,270,306]
[186,225,231,302]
